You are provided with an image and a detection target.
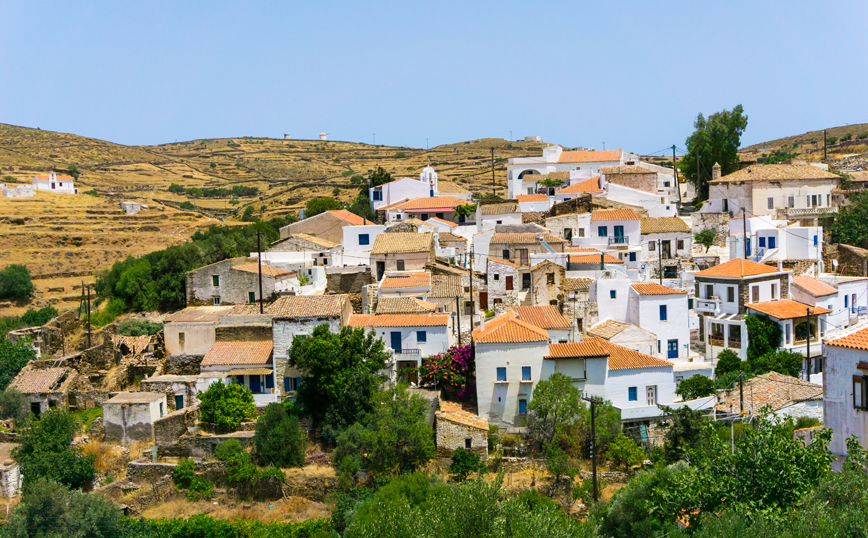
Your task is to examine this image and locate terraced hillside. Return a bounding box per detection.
[741,123,868,161]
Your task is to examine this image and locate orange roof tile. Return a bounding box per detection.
[11,367,70,393]
[371,232,434,255]
[380,271,431,289]
[428,217,458,227]
[473,311,550,344]
[710,164,840,184]
[557,150,623,164]
[35,174,74,180]
[631,283,688,295]
[546,337,673,370]
[569,253,624,264]
[695,258,781,278]
[487,256,520,269]
[825,326,868,351]
[512,305,572,330]
[387,196,468,211]
[516,194,549,202]
[746,299,832,320]
[557,176,603,194]
[438,232,466,243]
[590,208,639,221]
[436,402,489,431]
[327,209,370,225]
[232,264,296,278]
[565,247,601,253]
[715,372,822,413]
[348,313,449,327]
[792,276,838,297]
[201,341,273,366]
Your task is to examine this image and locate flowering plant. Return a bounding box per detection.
[419,344,474,398]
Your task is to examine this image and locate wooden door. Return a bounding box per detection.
[518,249,529,266]
[479,292,488,310]
[505,276,513,291]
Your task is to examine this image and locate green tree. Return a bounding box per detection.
[0,339,36,391]
[715,349,743,377]
[829,191,868,249]
[749,348,804,377]
[0,387,30,425]
[198,381,255,430]
[363,384,436,474]
[368,166,393,189]
[599,461,689,538]
[304,197,342,218]
[679,105,749,200]
[449,447,483,481]
[288,325,389,434]
[253,402,306,468]
[167,183,185,193]
[656,405,710,465]
[13,408,96,489]
[694,228,716,253]
[577,399,621,456]
[20,305,58,326]
[744,314,782,362]
[827,135,839,145]
[0,264,35,301]
[3,478,124,538]
[66,165,80,180]
[607,434,645,471]
[526,372,581,445]
[675,375,716,401]
[241,205,257,222]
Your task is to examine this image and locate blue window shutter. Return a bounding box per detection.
[660,305,667,321]
[359,234,369,245]
[497,367,506,381]
[598,226,607,237]
[519,399,527,414]
[235,375,245,385]
[628,387,637,401]
[610,290,616,299]
[265,374,274,389]
[417,330,427,343]
[522,366,531,380]
[284,377,290,392]
[759,237,766,248]
[814,235,818,246]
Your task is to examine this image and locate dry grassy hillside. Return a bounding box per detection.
[0,124,549,315]
[741,123,868,161]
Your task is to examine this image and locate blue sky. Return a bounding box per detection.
[1,1,865,153]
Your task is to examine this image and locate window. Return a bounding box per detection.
[213,296,221,305]
[371,190,382,201]
[664,181,671,187]
[465,438,472,449]
[436,213,444,219]
[178,332,185,346]
[284,377,301,392]
[159,402,164,418]
[564,228,573,241]
[496,367,507,381]
[723,199,729,212]
[751,286,759,302]
[518,398,528,415]
[598,226,608,237]
[771,283,777,299]
[493,273,500,281]
[660,305,667,321]
[610,290,617,299]
[502,249,510,260]
[854,375,867,410]
[785,323,791,344]
[521,366,531,381]
[358,233,370,246]
[420,213,429,220]
[547,273,555,285]
[249,291,256,303]
[628,387,637,401]
[397,259,405,271]
[759,236,766,248]
[496,220,502,225]
[212,275,220,286]
[629,252,636,262]
[416,330,427,343]
[705,284,714,299]
[813,235,818,246]
[768,197,774,210]
[578,228,585,237]
[657,340,661,354]
[827,194,830,206]
[649,241,656,251]
[845,295,849,308]
[788,196,794,208]
[677,239,684,250]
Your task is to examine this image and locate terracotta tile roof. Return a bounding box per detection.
[380,271,431,289]
[398,218,438,229]
[512,305,572,329]
[546,337,673,370]
[563,278,592,292]
[588,319,633,339]
[825,326,868,351]
[371,232,434,255]
[632,283,688,295]
[436,402,489,431]
[487,256,520,269]
[35,174,74,180]
[292,233,340,248]
[11,367,69,393]
[490,233,568,245]
[436,182,471,195]
[164,306,235,323]
[327,209,370,225]
[387,196,468,211]
[792,276,839,297]
[473,311,550,343]
[601,165,654,175]
[375,297,437,314]
[516,194,548,202]
[429,275,463,298]
[267,295,349,318]
[746,299,832,320]
[569,253,624,264]
[715,372,822,414]
[201,341,273,366]
[695,258,781,278]
[565,247,601,253]
[428,217,458,227]
[479,202,520,215]
[557,176,603,194]
[347,313,449,327]
[590,208,639,221]
[710,164,840,184]
[438,232,466,243]
[640,217,690,234]
[232,263,297,278]
[557,149,623,164]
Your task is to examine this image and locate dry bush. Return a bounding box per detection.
[81,441,127,474]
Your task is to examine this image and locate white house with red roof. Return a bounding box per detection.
[381,196,469,224]
[33,172,77,194]
[515,194,550,212]
[573,209,642,257]
[506,145,639,198]
[823,325,868,458]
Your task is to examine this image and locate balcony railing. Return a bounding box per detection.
[695,297,721,313]
[727,338,742,349]
[608,236,629,245]
[709,337,725,347]
[786,206,839,217]
[392,348,421,360]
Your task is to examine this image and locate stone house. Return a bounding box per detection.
[185,257,297,306]
[715,372,822,420]
[486,257,519,313]
[103,392,167,445]
[200,341,278,405]
[476,202,521,232]
[601,165,660,194]
[562,277,595,333]
[437,232,468,257]
[639,217,693,279]
[488,233,567,272]
[0,444,22,498]
[832,244,868,277]
[9,366,80,416]
[435,402,489,459]
[279,209,370,245]
[140,372,227,412]
[528,260,566,307]
[545,212,592,243]
[426,275,469,318]
[370,232,435,281]
[269,233,338,259]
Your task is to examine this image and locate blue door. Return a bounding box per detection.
[175,395,184,409]
[745,238,751,257]
[614,225,625,243]
[768,236,776,249]
[249,375,261,394]
[668,339,678,359]
[391,331,402,352]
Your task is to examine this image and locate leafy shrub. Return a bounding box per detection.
[0,264,35,301]
[82,190,98,196]
[0,339,36,391]
[172,458,196,488]
[20,305,58,326]
[607,434,645,471]
[215,438,246,461]
[304,197,342,218]
[210,162,216,168]
[90,297,126,327]
[449,447,483,481]
[241,205,257,222]
[229,198,240,205]
[167,183,185,193]
[675,375,716,400]
[857,131,868,140]
[395,152,406,158]
[487,424,500,451]
[178,201,195,210]
[14,408,96,488]
[0,387,30,425]
[694,228,716,253]
[198,381,255,430]
[827,135,839,145]
[841,133,853,142]
[333,158,341,163]
[116,319,163,336]
[253,402,306,468]
[715,349,743,377]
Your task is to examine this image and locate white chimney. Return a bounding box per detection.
[777,260,783,272]
[712,162,721,182]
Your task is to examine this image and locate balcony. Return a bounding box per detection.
[708,337,725,347]
[695,297,721,314]
[608,236,629,246]
[786,206,838,217]
[392,348,421,362]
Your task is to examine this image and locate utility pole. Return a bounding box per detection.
[510,130,512,142]
[672,145,684,207]
[491,147,496,196]
[696,154,701,201]
[455,296,462,343]
[823,129,827,161]
[469,244,476,358]
[373,133,375,146]
[256,231,264,314]
[806,308,813,380]
[657,239,663,285]
[739,372,744,414]
[86,284,92,348]
[583,396,601,503]
[742,207,748,260]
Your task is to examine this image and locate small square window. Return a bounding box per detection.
[578,228,585,237]
[727,287,735,303]
[397,260,405,271]
[628,387,637,401]
[521,366,531,381]
[664,181,671,187]
[213,296,221,305]
[598,226,608,237]
[178,332,185,346]
[212,275,220,286]
[649,241,656,251]
[493,273,500,281]
[465,438,472,449]
[547,273,555,285]
[677,240,684,250]
[358,234,370,245]
[417,330,427,343]
[496,220,502,225]
[248,291,256,303]
[767,197,774,210]
[610,290,617,299]
[496,367,507,382]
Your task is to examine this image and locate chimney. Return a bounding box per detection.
[777,260,783,272]
[712,162,721,182]
[479,314,486,332]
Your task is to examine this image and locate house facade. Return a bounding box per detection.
[280,209,370,245]
[639,217,693,279]
[200,340,279,405]
[369,232,435,280]
[185,257,297,306]
[823,326,868,457]
[507,146,638,198]
[32,172,78,194]
[476,202,522,232]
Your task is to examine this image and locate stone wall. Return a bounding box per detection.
[692,212,730,246]
[163,354,203,375]
[605,171,657,193]
[271,235,333,252]
[531,262,566,307]
[214,324,272,342]
[550,194,593,217]
[763,259,818,278]
[186,258,282,306]
[154,405,199,446]
[830,244,868,277]
[326,267,372,294]
[2,184,34,198]
[436,418,488,459]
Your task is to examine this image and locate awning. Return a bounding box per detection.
[226,368,273,376]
